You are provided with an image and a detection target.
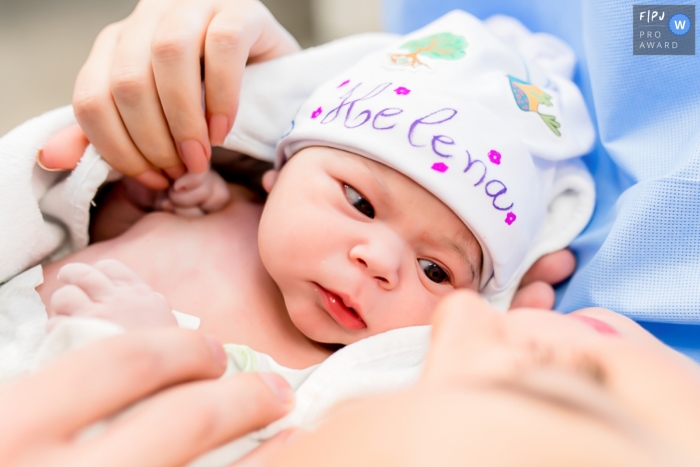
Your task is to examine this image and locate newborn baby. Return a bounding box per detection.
[20,10,597,465]
[38,144,479,369]
[37,11,595,370]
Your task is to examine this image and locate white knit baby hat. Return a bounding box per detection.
[237,11,596,309]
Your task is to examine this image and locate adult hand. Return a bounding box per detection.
[0,329,294,467]
[510,249,576,310]
[275,292,700,467]
[44,0,300,188]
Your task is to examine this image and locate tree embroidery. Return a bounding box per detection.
[508,76,561,136]
[390,32,467,68]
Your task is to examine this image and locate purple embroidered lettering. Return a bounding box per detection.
[431,135,454,158]
[485,180,514,211]
[346,109,372,128]
[372,108,403,130]
[408,108,458,147]
[321,82,393,128]
[462,150,487,186]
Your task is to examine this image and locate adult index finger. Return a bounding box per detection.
[204,0,301,146]
[0,329,227,441]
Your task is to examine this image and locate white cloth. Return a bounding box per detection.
[278,11,596,305]
[0,266,48,380]
[0,106,115,285]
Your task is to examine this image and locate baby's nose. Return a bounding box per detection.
[349,232,403,288]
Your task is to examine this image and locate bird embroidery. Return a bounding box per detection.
[508,76,561,136]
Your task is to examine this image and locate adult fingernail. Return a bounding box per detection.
[37,150,68,171]
[134,170,170,190]
[179,140,209,173]
[260,373,295,405]
[569,315,620,336]
[208,114,229,146]
[164,164,187,180]
[204,335,228,368]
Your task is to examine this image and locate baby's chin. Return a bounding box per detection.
[289,311,369,348]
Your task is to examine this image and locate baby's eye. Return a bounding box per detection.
[418,259,449,284]
[344,184,375,218]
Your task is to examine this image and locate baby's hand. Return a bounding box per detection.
[161,168,231,217]
[49,260,177,330]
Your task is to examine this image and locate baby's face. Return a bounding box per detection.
[258,146,482,345]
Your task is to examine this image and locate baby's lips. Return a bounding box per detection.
[568,315,619,336]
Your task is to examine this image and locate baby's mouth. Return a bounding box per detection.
[314,284,367,331]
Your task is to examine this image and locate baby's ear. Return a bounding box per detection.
[261,169,279,193]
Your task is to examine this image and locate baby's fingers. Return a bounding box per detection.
[172,171,209,192]
[168,170,230,213]
[200,172,231,213]
[168,175,214,208]
[56,263,118,302]
[50,285,94,317]
[94,259,146,286]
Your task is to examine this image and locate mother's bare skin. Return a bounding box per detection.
[37,184,332,369]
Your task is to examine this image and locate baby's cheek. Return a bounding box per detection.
[384,293,440,330]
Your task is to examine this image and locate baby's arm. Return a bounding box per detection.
[48,260,177,330]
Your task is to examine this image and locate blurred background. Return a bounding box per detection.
[0,0,383,136]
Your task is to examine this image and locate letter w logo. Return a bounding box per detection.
[674,20,686,29]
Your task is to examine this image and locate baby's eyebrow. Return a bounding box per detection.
[356,156,391,200]
[443,238,477,283]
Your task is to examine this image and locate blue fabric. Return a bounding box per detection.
[383,0,700,357]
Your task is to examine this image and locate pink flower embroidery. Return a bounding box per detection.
[394,86,411,95]
[338,80,350,88]
[431,162,449,173]
[488,150,501,165]
[311,107,323,119]
[505,212,517,225]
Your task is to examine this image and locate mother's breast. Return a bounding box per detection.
[39,193,273,324]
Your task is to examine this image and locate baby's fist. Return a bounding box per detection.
[163,169,230,217]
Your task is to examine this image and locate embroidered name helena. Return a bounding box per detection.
[316,81,515,215]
